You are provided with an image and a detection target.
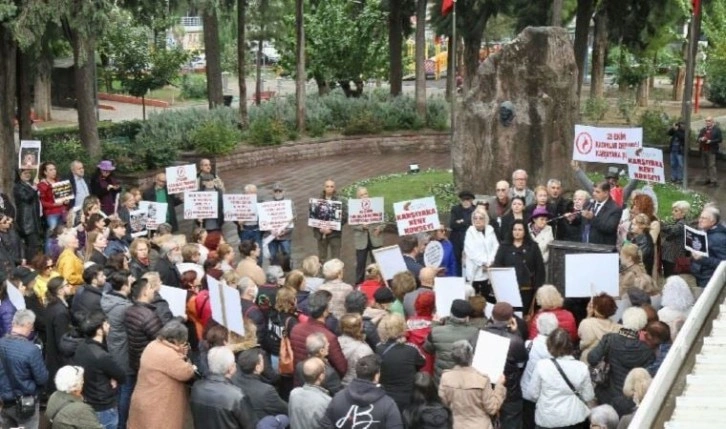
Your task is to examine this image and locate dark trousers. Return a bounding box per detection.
[500,399,523,429]
[535,423,587,429]
[523,399,536,429]
[662,260,676,278]
[356,242,378,284]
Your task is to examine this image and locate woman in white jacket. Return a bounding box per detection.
[528,328,595,428]
[521,313,559,428]
[463,208,499,296]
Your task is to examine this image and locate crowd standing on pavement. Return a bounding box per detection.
[0,156,724,429]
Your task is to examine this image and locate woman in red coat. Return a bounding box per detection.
[37,162,69,252]
[528,284,578,343]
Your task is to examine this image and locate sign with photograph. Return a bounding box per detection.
[19,140,41,170]
[165,164,198,194]
[138,201,168,230]
[393,196,439,236]
[573,125,642,164]
[129,209,148,237]
[685,225,708,254]
[51,180,73,204]
[308,198,343,231]
[348,197,384,225]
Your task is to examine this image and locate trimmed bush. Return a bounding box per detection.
[248,117,287,146]
[180,74,208,100]
[343,110,383,135]
[191,120,242,155]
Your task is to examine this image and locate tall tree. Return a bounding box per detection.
[589,5,607,98]
[295,0,305,131]
[573,0,594,97]
[238,0,249,126]
[414,0,426,116]
[202,6,224,108]
[551,0,563,25]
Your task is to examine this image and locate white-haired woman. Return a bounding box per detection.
[658,276,695,341]
[589,404,620,429]
[528,285,578,343]
[617,368,653,429]
[46,365,103,428]
[464,207,499,296]
[319,258,353,320]
[563,189,591,242]
[661,201,691,277]
[521,312,558,428]
[587,307,655,416]
[55,230,84,292]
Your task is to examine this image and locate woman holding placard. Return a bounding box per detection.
[463,208,499,297]
[37,162,69,251]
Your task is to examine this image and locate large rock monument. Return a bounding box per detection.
[452,26,578,193]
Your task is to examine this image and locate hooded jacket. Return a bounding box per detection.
[100,291,133,374]
[320,378,403,429]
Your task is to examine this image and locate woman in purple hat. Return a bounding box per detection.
[529,206,554,264]
[90,160,122,216]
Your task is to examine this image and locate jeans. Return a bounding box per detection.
[670,151,683,181]
[268,239,291,265]
[45,213,63,254]
[117,374,136,429]
[96,407,119,429]
[1,401,40,429]
[239,228,263,264]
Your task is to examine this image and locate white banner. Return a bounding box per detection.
[393,196,439,236]
[166,164,198,194]
[573,125,642,164]
[19,140,41,170]
[308,198,343,231]
[223,194,258,222]
[183,191,219,220]
[565,253,619,298]
[348,197,384,225]
[258,200,293,231]
[138,201,167,230]
[626,147,665,183]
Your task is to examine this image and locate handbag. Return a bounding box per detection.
[589,335,611,387]
[278,317,294,376]
[550,358,589,406]
[0,342,37,421]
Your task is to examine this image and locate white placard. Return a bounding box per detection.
[572,125,642,164]
[308,198,343,231]
[7,283,26,310]
[138,201,167,230]
[626,147,665,183]
[258,200,294,231]
[472,330,510,382]
[176,262,204,279]
[159,285,188,318]
[433,277,466,318]
[166,164,198,194]
[222,194,258,222]
[393,196,439,236]
[348,197,384,225]
[19,140,41,170]
[684,224,708,254]
[565,253,619,298]
[489,267,523,308]
[423,240,444,267]
[372,245,408,281]
[128,209,148,237]
[183,191,219,220]
[207,275,245,336]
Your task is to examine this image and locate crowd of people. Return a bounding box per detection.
[0,156,724,429]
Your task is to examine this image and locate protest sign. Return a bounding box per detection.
[626,147,665,183]
[165,164,197,194]
[184,191,219,220]
[565,253,619,298]
[433,277,466,318]
[685,225,708,254]
[19,140,41,170]
[573,125,642,164]
[489,267,523,308]
[207,275,245,336]
[348,197,384,225]
[7,283,26,310]
[393,196,439,236]
[223,194,258,222]
[258,200,293,231]
[159,286,188,318]
[138,201,167,230]
[372,245,408,282]
[176,263,204,279]
[472,330,511,382]
[308,198,343,231]
[423,240,444,267]
[51,180,73,204]
[129,209,148,237]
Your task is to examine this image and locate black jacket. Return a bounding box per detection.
[474,321,528,403]
[376,340,426,412]
[403,402,453,429]
[72,338,126,411]
[294,359,343,396]
[698,123,723,154]
[123,302,163,372]
[12,181,41,237]
[142,186,182,232]
[191,374,258,429]
[586,198,622,246]
[231,371,288,421]
[129,257,150,281]
[630,232,655,274]
[493,241,546,291]
[44,300,72,386]
[321,378,403,429]
[71,285,104,317]
[668,126,686,155]
[154,256,181,288]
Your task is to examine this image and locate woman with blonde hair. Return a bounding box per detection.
[629,213,655,276]
[301,254,324,292]
[661,200,691,277]
[390,271,415,317]
[376,313,425,412]
[56,230,84,292]
[357,263,384,305]
[129,237,151,280]
[617,368,653,428]
[338,313,374,385]
[84,230,108,266]
[619,243,658,298]
[464,207,499,296]
[528,285,578,342]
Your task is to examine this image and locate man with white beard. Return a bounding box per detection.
[153,238,183,288]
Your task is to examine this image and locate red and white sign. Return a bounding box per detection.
[626,147,665,184]
[258,200,293,231]
[348,197,384,225]
[393,196,439,236]
[166,164,198,194]
[573,125,642,164]
[183,191,219,219]
[222,194,258,222]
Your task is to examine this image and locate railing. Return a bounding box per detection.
[180,16,202,27]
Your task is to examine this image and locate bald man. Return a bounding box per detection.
[487,180,511,240]
[697,116,722,187]
[142,172,182,232]
[403,266,437,318]
[312,179,346,262]
[289,358,331,429]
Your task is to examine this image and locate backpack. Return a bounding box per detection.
[263,311,284,354]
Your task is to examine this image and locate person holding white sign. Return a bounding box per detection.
[352,187,385,284]
[690,206,726,287]
[311,179,346,263]
[142,173,183,232]
[463,209,499,296]
[267,182,296,264]
[37,162,70,245]
[493,220,545,312]
[196,158,225,232]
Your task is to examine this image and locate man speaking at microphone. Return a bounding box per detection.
[580,181,622,246]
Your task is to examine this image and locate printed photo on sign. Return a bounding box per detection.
[258,200,293,231]
[51,180,74,204]
[184,191,219,220]
[393,196,439,236]
[348,197,384,225]
[572,125,642,164]
[223,194,258,222]
[626,147,665,184]
[19,140,41,170]
[308,198,343,231]
[138,201,167,230]
[165,164,198,194]
[685,225,708,254]
[129,209,148,237]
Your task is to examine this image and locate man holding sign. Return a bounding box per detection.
[311,179,346,262]
[350,187,384,284]
[691,206,726,287]
[142,173,182,232]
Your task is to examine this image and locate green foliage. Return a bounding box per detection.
[374,96,425,131]
[42,137,92,178]
[582,97,609,124]
[639,108,670,146]
[180,74,208,100]
[617,97,637,125]
[343,110,384,135]
[191,120,242,155]
[705,70,726,106]
[426,96,450,131]
[247,117,288,146]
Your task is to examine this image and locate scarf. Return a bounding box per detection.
[137,257,150,267]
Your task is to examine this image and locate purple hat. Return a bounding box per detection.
[97,160,115,171]
[530,206,551,221]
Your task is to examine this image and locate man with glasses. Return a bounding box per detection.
[267,182,296,264]
[580,181,622,246]
[546,178,571,240]
[691,206,726,287]
[697,116,722,187]
[142,173,182,232]
[509,169,535,205]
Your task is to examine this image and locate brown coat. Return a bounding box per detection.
[235,257,266,286]
[439,366,507,429]
[127,339,196,429]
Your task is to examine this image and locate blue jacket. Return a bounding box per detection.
[440,239,458,277]
[691,223,726,287]
[0,334,49,401]
[0,298,16,337]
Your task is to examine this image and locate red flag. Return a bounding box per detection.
[442,0,453,16]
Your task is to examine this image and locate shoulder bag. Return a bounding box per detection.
[588,334,611,387]
[278,316,294,376]
[0,341,37,421]
[550,358,589,406]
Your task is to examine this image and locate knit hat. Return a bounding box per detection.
[450,299,472,318]
[414,291,435,317]
[530,206,551,220]
[374,287,395,304]
[492,302,514,322]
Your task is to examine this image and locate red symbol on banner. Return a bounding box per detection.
[362,199,371,210]
[575,132,593,155]
[177,166,187,181]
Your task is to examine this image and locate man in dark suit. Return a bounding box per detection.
[142,172,182,232]
[400,234,423,286]
[581,181,622,246]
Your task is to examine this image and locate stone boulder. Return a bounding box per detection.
[452,26,578,194]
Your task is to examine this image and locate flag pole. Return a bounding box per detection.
[450,0,456,133]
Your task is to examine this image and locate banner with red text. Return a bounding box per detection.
[166,164,198,194]
[573,125,642,164]
[183,191,219,219]
[626,147,665,184]
[393,196,439,236]
[348,197,384,225]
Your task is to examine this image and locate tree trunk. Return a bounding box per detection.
[314,75,329,95]
[414,0,427,117]
[445,36,453,101]
[295,0,306,132]
[71,32,101,158]
[203,8,224,109]
[142,95,146,120]
[636,79,649,107]
[388,0,403,96]
[34,50,53,121]
[237,0,248,127]
[255,37,262,105]
[673,39,687,101]
[551,0,563,26]
[0,27,17,195]
[590,9,607,99]
[16,49,33,140]
[574,0,593,98]
[462,35,482,90]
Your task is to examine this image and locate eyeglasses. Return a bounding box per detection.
[496,188,507,192]
[473,216,486,220]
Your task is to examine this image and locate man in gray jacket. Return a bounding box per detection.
[289,357,331,429]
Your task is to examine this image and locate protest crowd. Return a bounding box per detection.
[0,155,725,429]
